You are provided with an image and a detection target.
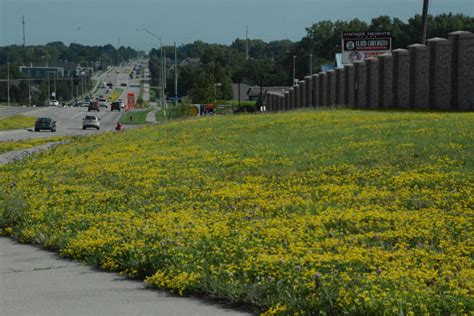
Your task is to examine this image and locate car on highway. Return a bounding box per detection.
[50,99,60,106]
[111,101,121,111]
[68,100,80,107]
[82,115,100,130]
[98,98,108,108]
[34,117,57,132]
[88,101,100,112]
[120,83,127,87]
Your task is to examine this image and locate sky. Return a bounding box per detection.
[0,0,472,50]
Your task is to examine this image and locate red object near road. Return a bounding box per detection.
[126,92,135,112]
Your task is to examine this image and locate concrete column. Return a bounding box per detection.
[311,74,320,107]
[408,44,430,109]
[279,95,284,111]
[299,80,305,108]
[354,61,367,108]
[265,94,271,112]
[426,37,451,110]
[343,64,355,107]
[293,84,300,109]
[327,71,336,107]
[319,72,328,107]
[366,58,379,109]
[288,88,294,109]
[304,76,312,107]
[392,49,410,109]
[335,68,345,106]
[284,91,289,111]
[378,54,393,108]
[448,31,474,110]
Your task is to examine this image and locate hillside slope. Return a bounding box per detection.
[1,109,473,314]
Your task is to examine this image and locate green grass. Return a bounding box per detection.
[107,88,124,102]
[216,100,256,107]
[0,137,67,154]
[155,103,194,122]
[119,110,151,124]
[0,115,36,131]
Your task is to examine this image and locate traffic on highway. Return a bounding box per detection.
[0,61,147,142]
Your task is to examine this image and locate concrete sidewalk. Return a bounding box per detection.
[0,237,253,316]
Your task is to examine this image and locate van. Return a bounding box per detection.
[88,101,100,112]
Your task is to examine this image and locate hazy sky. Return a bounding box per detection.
[1,0,472,50]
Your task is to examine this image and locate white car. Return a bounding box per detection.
[82,115,100,130]
[98,98,108,108]
[50,99,60,106]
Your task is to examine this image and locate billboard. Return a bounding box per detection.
[341,31,391,64]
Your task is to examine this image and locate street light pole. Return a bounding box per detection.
[7,49,10,106]
[174,41,178,106]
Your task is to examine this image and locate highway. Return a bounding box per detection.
[0,61,146,142]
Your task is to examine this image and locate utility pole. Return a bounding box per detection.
[174,42,178,106]
[47,72,51,102]
[22,16,26,46]
[163,47,166,90]
[246,25,249,61]
[53,74,57,99]
[293,55,296,85]
[7,50,10,106]
[71,77,74,100]
[27,70,31,106]
[421,0,430,44]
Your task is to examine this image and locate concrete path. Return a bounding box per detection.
[0,238,253,316]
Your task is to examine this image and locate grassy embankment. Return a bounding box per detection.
[0,109,472,314]
[0,115,36,131]
[107,88,124,102]
[0,137,67,155]
[119,110,151,125]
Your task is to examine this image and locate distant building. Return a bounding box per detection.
[179,58,202,68]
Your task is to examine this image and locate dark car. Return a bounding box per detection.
[111,101,121,111]
[34,117,56,132]
[88,101,100,112]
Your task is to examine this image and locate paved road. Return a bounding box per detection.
[0,106,122,141]
[0,238,252,316]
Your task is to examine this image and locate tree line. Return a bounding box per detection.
[148,13,473,104]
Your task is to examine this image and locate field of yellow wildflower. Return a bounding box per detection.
[0,109,472,314]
